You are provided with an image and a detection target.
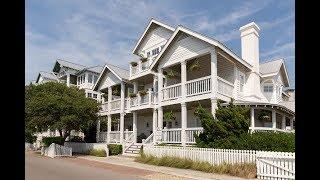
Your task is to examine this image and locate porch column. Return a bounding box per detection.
[210,48,218,99]
[120,113,125,144]
[66,73,70,87]
[181,102,187,147]
[96,119,101,142]
[272,110,276,129]
[133,112,137,143]
[211,99,218,118]
[282,115,286,130]
[158,106,163,130]
[181,61,187,100]
[250,107,255,133]
[290,117,294,130]
[107,115,111,143]
[158,68,164,102]
[152,108,157,143]
[120,82,125,112]
[108,86,112,112]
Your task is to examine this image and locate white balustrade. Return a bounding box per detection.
[162,84,181,101]
[124,98,130,110]
[97,132,108,142]
[161,128,181,143]
[109,131,120,143]
[217,77,234,97]
[249,127,295,133]
[140,94,149,105]
[186,127,204,143]
[186,76,211,96]
[130,97,138,107]
[110,99,121,111]
[101,102,108,112]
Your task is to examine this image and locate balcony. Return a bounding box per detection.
[161,76,234,102]
[128,90,157,110]
[130,59,152,77]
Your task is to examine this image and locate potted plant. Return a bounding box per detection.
[112,87,120,96]
[164,111,176,122]
[128,92,137,98]
[130,61,138,67]
[102,93,108,100]
[189,59,201,71]
[258,110,271,121]
[164,69,176,79]
[139,89,148,96]
[139,54,148,62]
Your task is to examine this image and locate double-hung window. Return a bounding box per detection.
[88,74,93,83]
[152,47,160,56]
[93,94,97,99]
[263,85,273,92]
[87,93,92,98]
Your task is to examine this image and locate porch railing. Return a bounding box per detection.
[186,76,211,97]
[109,131,120,143]
[162,83,181,101]
[124,98,130,110]
[249,127,295,133]
[186,127,204,143]
[97,132,108,142]
[217,77,234,97]
[101,102,108,112]
[110,99,121,111]
[161,128,181,143]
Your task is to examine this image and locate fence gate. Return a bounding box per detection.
[256,151,295,180]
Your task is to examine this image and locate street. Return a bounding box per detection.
[25,152,156,180]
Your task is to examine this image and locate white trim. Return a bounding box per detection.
[132,19,175,55]
[93,64,124,91]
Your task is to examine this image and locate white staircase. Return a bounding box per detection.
[123,143,142,156]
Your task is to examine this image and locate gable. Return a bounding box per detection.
[158,33,212,68]
[137,26,173,56]
[97,71,121,91]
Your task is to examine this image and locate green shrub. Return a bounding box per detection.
[108,144,122,155]
[68,136,84,142]
[42,137,65,147]
[135,153,256,178]
[25,131,36,143]
[88,149,107,157]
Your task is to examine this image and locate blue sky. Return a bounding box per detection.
[26,0,295,88]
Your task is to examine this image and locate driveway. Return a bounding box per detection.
[25,152,188,180]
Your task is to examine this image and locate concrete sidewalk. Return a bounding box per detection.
[77,155,255,180]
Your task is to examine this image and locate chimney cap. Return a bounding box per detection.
[239,22,260,32]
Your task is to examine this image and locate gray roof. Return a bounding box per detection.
[37,71,58,82]
[53,59,87,72]
[76,65,104,75]
[279,101,295,112]
[106,63,129,81]
[259,59,283,75]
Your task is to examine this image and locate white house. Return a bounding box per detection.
[93,19,295,155]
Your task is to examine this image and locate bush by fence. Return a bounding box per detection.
[42,137,65,147]
[108,144,122,155]
[88,149,107,157]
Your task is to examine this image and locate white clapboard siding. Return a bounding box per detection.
[160,35,211,68]
[139,26,172,54]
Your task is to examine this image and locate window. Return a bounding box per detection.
[87,93,92,98]
[263,85,273,92]
[93,75,98,84]
[93,94,97,99]
[147,51,151,57]
[239,74,245,92]
[152,47,160,56]
[88,74,93,83]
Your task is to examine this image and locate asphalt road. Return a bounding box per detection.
[25,152,154,180]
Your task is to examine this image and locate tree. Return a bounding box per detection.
[194,99,250,148]
[25,82,101,140]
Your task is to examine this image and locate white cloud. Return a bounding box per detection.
[261,42,295,59]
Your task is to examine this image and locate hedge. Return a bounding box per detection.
[25,132,37,143]
[42,137,65,147]
[196,131,295,152]
[88,149,107,157]
[108,144,122,155]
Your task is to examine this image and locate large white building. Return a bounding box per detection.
[92,19,295,155]
[34,19,295,155]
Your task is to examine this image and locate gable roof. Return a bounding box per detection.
[75,65,104,75]
[93,62,130,91]
[36,71,58,83]
[260,59,290,86]
[132,18,175,55]
[149,25,253,71]
[53,59,87,72]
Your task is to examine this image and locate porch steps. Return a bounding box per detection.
[123,143,142,156]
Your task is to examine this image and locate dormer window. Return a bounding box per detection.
[152,47,160,56]
[93,75,98,84]
[263,85,273,93]
[147,52,151,57]
[88,74,93,83]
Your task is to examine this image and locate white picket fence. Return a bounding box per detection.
[256,151,295,179]
[41,143,72,158]
[64,142,109,155]
[143,146,295,179]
